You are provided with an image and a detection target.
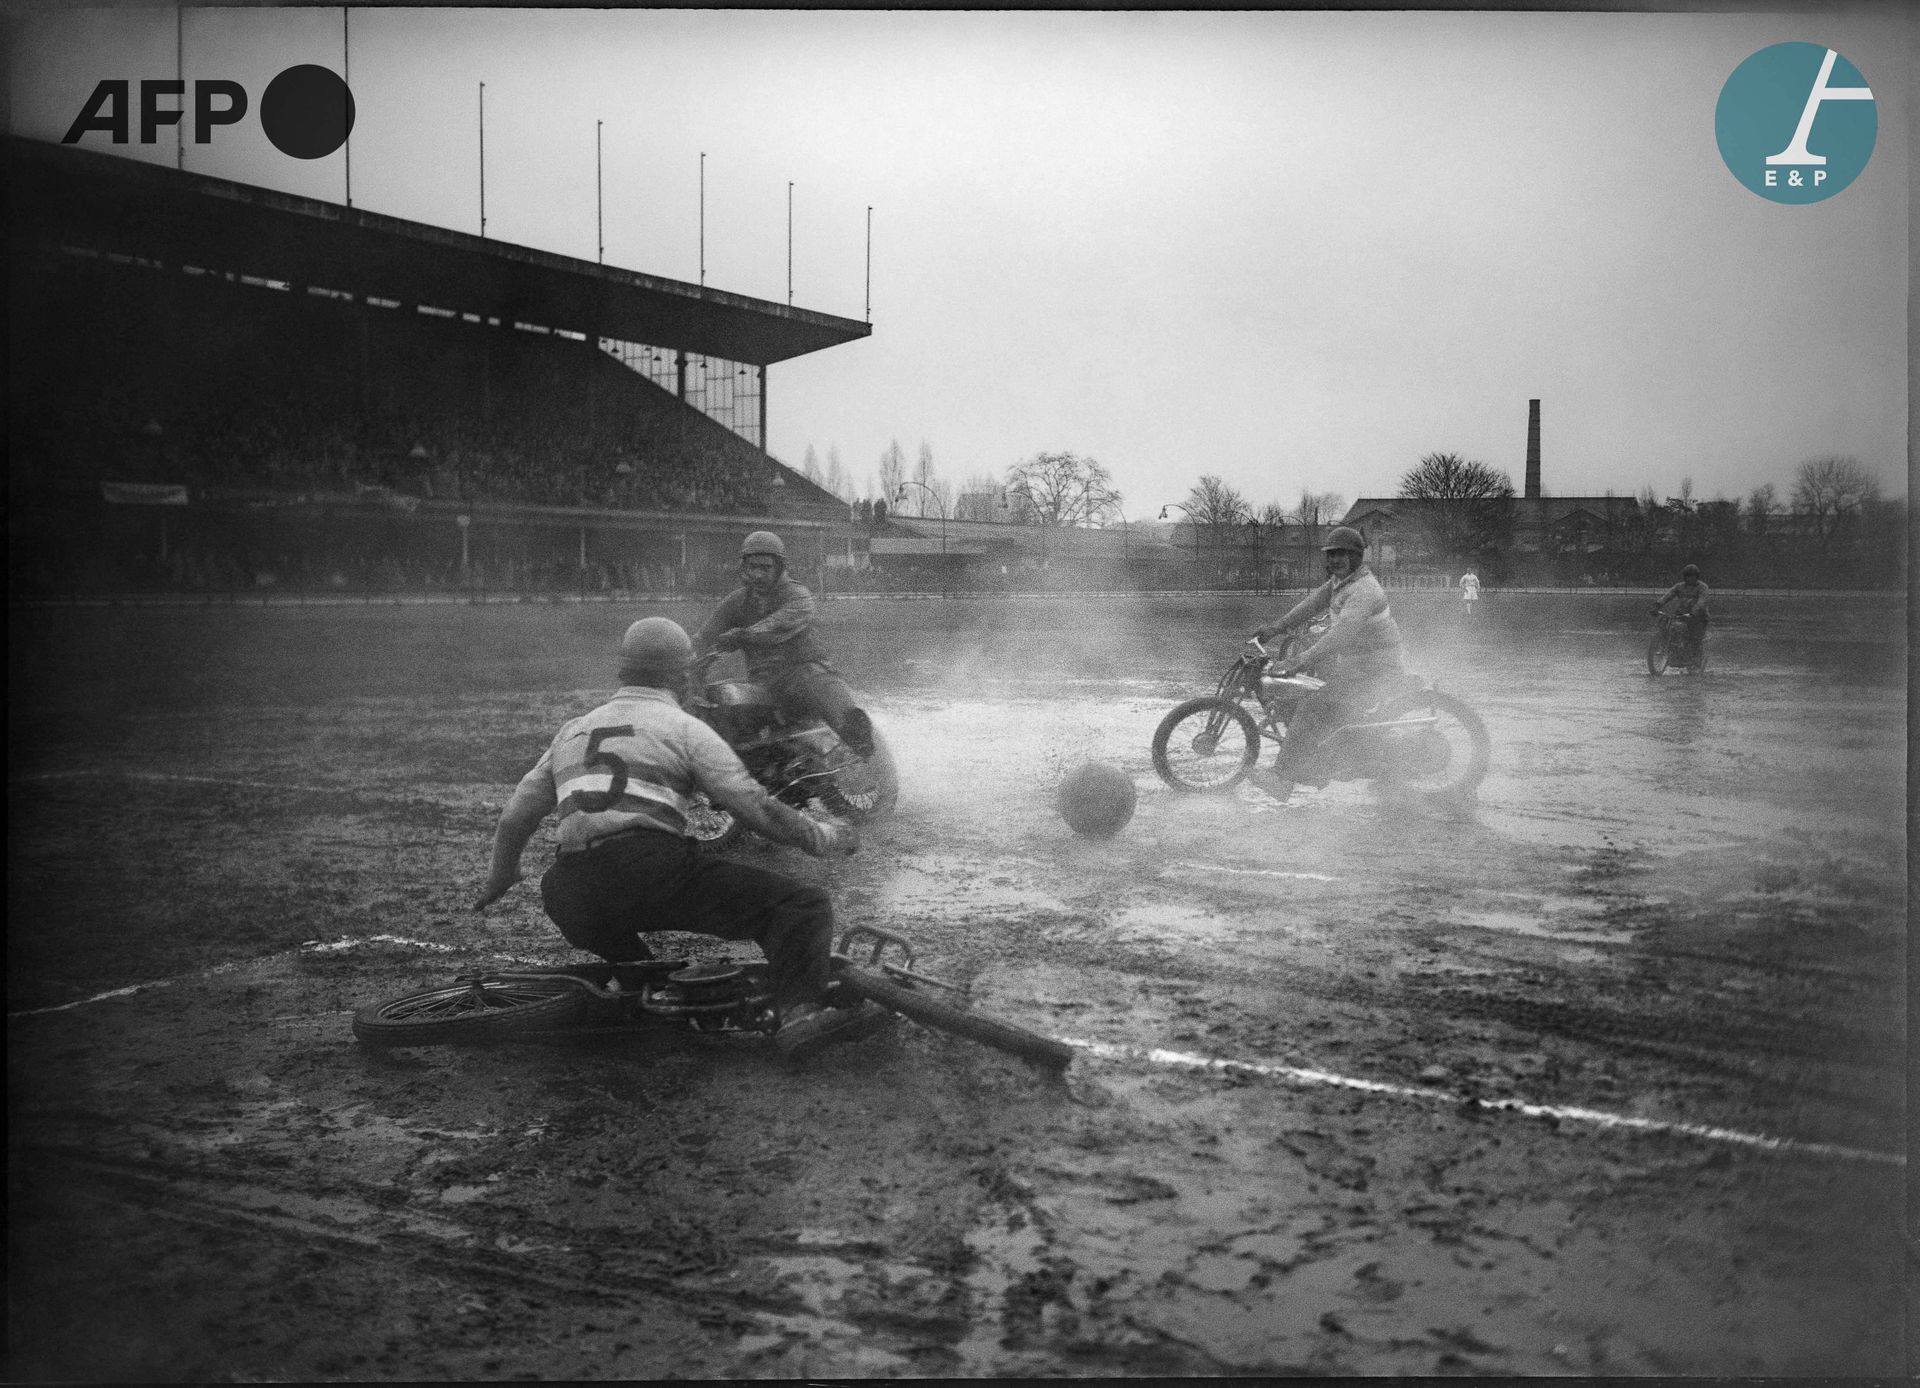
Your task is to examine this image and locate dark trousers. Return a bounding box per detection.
[768,662,859,731]
[540,830,833,1009]
[1275,657,1402,782]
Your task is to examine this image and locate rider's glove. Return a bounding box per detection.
[812,819,858,857]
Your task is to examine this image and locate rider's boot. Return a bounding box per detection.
[839,707,876,758]
[775,997,884,1062]
[1246,767,1294,802]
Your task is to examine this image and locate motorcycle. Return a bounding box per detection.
[1151,638,1491,803]
[682,652,899,852]
[352,924,1073,1071]
[1646,608,1708,675]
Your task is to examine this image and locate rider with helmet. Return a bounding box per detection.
[695,531,876,758]
[1654,563,1711,656]
[1246,525,1406,800]
[473,616,868,1059]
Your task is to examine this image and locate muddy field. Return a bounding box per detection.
[6,588,1908,1380]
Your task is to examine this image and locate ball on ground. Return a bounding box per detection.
[1056,761,1137,838]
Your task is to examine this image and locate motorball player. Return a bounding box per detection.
[694,531,876,758]
[473,616,869,1058]
[1246,525,1407,802]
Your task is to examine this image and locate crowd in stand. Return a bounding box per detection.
[13,265,778,520]
[16,378,773,517]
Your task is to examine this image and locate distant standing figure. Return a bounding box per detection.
[1459,570,1480,616]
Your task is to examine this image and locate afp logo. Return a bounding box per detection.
[1715,43,1875,204]
[61,64,355,160]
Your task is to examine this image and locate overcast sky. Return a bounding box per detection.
[8,6,1910,516]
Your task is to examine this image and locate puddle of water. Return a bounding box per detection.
[1456,892,1632,945]
[872,853,1070,915]
[1107,901,1241,946]
[1187,1251,1258,1293]
[1457,909,1631,946]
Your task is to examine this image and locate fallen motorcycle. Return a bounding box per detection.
[1151,640,1491,803]
[1646,608,1708,675]
[682,653,899,852]
[352,924,1072,1071]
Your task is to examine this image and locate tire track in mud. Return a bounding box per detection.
[9,1138,992,1375]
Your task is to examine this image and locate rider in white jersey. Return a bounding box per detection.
[473,617,865,1058]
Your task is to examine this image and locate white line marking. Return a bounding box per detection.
[10,983,165,1017]
[302,935,462,955]
[1170,861,1339,882]
[1065,1039,1903,1167]
[15,769,338,794]
[9,937,481,1020]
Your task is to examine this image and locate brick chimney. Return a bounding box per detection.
[1525,398,1541,500]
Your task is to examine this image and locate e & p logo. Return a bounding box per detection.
[1715,43,1874,204]
[62,64,355,160]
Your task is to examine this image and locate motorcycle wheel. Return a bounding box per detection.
[353,977,588,1045]
[1646,631,1670,676]
[820,727,900,822]
[1151,697,1262,792]
[685,790,746,855]
[834,963,1073,1071]
[1372,688,1491,801]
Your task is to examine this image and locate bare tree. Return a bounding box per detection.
[1004,450,1121,527]
[877,440,907,510]
[1791,455,1882,547]
[1290,491,1346,527]
[1180,475,1250,527]
[1396,452,1515,564]
[800,444,822,485]
[1745,482,1777,534]
[824,446,849,502]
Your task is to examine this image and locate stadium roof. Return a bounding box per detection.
[6,136,872,367]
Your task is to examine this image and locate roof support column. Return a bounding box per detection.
[758,365,768,457]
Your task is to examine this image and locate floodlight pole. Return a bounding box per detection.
[478,83,487,237]
[342,8,351,206]
[596,120,603,263]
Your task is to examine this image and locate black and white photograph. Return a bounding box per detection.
[6,3,1909,1379]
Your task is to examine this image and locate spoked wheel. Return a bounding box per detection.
[834,962,1073,1071]
[684,790,745,854]
[1646,630,1670,676]
[353,977,589,1046]
[1151,697,1262,792]
[820,728,899,823]
[1372,688,1491,801]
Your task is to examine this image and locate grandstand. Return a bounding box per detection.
[7,136,868,598]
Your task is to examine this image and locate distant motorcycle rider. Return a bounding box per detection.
[472,616,867,1059]
[1246,526,1406,801]
[695,531,876,757]
[1654,564,1711,655]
